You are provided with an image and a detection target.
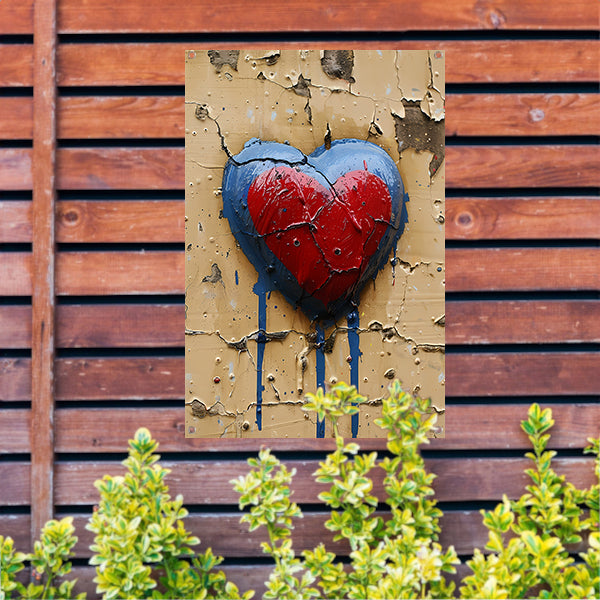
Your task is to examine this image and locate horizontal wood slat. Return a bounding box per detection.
[3,93,595,140]
[0,98,33,139]
[3,457,594,506]
[446,145,599,189]
[2,456,592,506]
[0,45,33,86]
[55,41,600,86]
[447,300,600,344]
[2,353,598,401]
[56,0,599,33]
[2,402,598,454]
[446,248,600,292]
[446,352,600,396]
[0,149,33,190]
[3,197,598,245]
[3,0,597,34]
[3,248,598,297]
[4,300,598,350]
[5,145,600,193]
[56,200,184,242]
[446,197,600,240]
[0,201,31,243]
[57,96,184,139]
[447,93,600,137]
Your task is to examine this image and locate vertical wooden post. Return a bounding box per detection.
[31,0,57,546]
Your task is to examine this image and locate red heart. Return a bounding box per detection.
[247,166,392,307]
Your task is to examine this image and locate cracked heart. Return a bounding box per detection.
[222,138,408,320]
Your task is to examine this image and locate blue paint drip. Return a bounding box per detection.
[347,310,361,438]
[235,270,239,285]
[315,325,326,438]
[253,278,268,430]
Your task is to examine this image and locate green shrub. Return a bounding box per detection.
[87,427,252,600]
[232,382,599,599]
[1,385,597,599]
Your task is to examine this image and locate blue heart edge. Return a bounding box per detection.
[222,138,409,323]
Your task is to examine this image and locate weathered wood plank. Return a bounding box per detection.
[56,41,600,86]
[0,305,32,348]
[55,251,183,295]
[447,300,600,344]
[446,145,599,189]
[55,304,183,347]
[51,403,599,453]
[3,354,599,402]
[55,357,183,400]
[0,409,30,454]
[0,201,32,242]
[446,197,600,240]
[1,462,30,505]
[51,93,600,140]
[0,98,33,139]
[447,352,600,396]
[56,200,184,243]
[54,146,599,190]
[4,248,598,298]
[446,248,600,292]
[56,148,183,190]
[447,93,600,137]
[55,0,599,33]
[0,149,33,190]
[0,0,33,34]
[57,96,184,139]
[0,253,32,296]
[0,45,33,86]
[49,457,596,506]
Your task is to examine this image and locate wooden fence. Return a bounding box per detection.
[1,0,599,596]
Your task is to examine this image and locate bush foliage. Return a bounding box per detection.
[0,382,598,599]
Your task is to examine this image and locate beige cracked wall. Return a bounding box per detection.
[185,49,445,438]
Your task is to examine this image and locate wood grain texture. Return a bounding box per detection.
[446,145,599,189]
[50,403,599,453]
[0,149,33,190]
[0,305,32,349]
[446,352,600,396]
[0,0,33,34]
[447,300,600,344]
[446,248,600,292]
[55,304,183,347]
[55,0,599,33]
[56,148,184,190]
[0,409,30,454]
[56,200,184,243]
[48,457,595,506]
[55,357,183,400]
[0,253,32,296]
[0,359,31,401]
[55,251,183,295]
[0,45,34,86]
[447,93,600,137]
[0,98,33,139]
[0,201,32,242]
[57,96,184,139]
[1,462,30,505]
[446,197,600,240]
[56,41,600,86]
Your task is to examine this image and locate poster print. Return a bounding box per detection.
[185,49,445,438]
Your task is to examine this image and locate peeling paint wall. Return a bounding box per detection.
[185,49,445,438]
